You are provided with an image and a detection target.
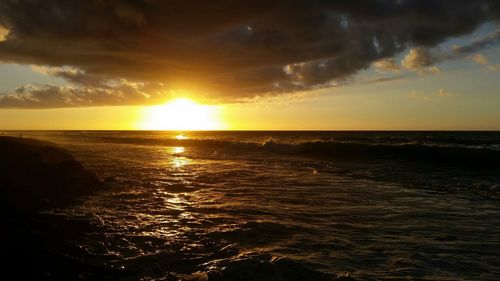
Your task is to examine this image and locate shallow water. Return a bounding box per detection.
[4,131,500,280]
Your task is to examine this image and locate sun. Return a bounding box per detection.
[138,98,224,130]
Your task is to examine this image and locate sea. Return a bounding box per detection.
[2,130,500,280]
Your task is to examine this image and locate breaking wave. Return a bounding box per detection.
[73,134,500,170]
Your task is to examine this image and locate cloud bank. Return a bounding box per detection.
[0,0,500,108]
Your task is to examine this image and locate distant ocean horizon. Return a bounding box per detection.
[2,130,500,280]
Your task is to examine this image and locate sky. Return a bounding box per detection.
[0,0,499,130]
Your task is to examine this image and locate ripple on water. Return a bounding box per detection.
[35,136,500,280]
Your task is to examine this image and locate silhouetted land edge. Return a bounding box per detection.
[0,136,108,280]
[0,136,101,212]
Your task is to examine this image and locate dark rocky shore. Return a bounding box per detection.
[0,137,108,280]
[0,136,101,211]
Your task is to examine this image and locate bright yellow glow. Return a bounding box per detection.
[0,25,10,42]
[139,98,224,130]
[170,146,185,154]
[175,134,187,140]
[171,157,189,168]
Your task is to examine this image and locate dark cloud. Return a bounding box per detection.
[0,0,499,107]
[400,28,500,72]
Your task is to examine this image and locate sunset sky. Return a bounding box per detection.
[0,1,499,130]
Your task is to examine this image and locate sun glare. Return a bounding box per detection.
[139,98,224,130]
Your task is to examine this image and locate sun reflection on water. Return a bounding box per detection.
[171,146,185,154]
[171,157,189,168]
[165,195,187,210]
[167,146,189,168]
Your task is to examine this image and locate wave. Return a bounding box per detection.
[198,253,344,281]
[262,140,500,168]
[81,135,500,170]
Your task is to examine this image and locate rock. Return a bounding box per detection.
[0,136,101,211]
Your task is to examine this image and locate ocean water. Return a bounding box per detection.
[3,131,500,280]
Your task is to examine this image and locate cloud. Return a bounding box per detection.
[31,65,125,88]
[362,75,405,85]
[408,90,430,101]
[401,48,442,74]
[420,66,441,75]
[451,29,500,56]
[471,53,500,71]
[402,48,435,70]
[373,58,400,73]
[488,64,500,71]
[0,82,173,109]
[400,28,500,73]
[0,0,499,107]
[436,88,453,97]
[472,54,489,65]
[0,25,9,42]
[408,88,453,101]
